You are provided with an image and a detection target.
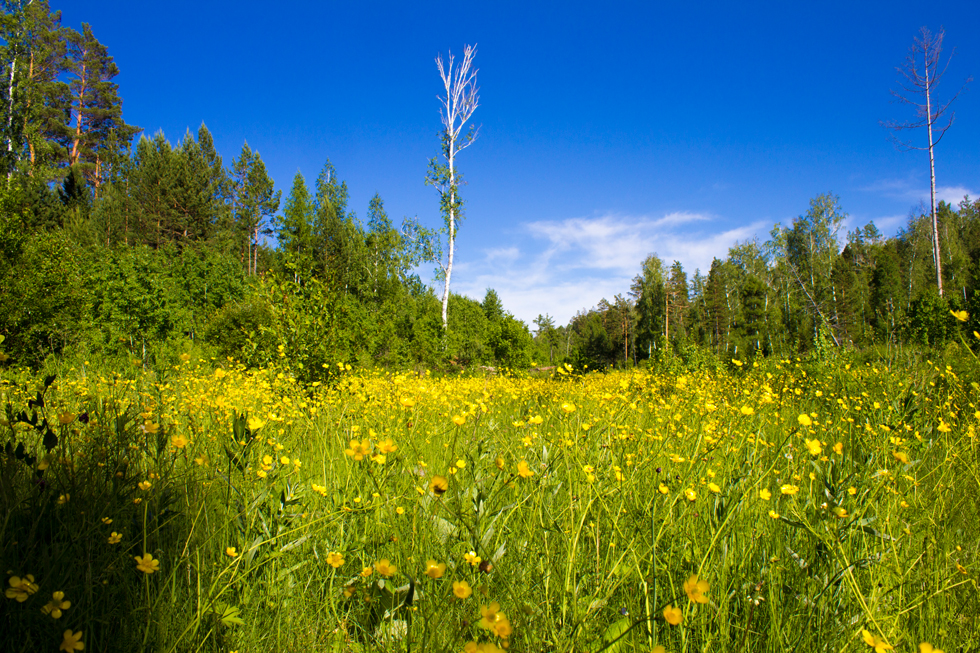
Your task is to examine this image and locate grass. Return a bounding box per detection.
[1,352,978,652]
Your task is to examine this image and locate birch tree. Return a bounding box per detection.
[426,44,479,331]
[883,27,970,297]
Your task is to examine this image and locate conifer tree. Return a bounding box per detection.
[0,0,68,178]
[232,141,280,275]
[63,22,139,188]
[277,171,315,283]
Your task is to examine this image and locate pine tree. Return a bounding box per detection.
[277,171,315,283]
[232,141,280,275]
[63,22,139,188]
[0,0,69,178]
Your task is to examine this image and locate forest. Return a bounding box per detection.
[0,0,978,377]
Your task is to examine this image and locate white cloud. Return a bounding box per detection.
[860,178,976,206]
[936,185,975,205]
[483,246,520,263]
[453,212,771,326]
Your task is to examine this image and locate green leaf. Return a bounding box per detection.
[594,617,632,653]
[214,603,244,628]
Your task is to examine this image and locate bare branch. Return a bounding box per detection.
[430,44,480,330]
[882,26,971,297]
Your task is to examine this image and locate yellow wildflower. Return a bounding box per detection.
[59,629,84,652]
[683,575,709,603]
[374,559,397,577]
[135,553,159,574]
[663,605,683,625]
[41,591,71,619]
[345,439,371,461]
[5,574,39,602]
[430,475,449,495]
[862,629,894,653]
[517,460,534,478]
[453,580,473,598]
[424,560,446,579]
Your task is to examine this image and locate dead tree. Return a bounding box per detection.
[427,44,479,331]
[883,27,971,297]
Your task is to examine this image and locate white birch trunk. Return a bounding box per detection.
[925,70,943,296]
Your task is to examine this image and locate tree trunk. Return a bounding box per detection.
[926,71,943,296]
[441,147,455,330]
[70,59,87,166]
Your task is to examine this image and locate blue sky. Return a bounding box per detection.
[67,1,978,326]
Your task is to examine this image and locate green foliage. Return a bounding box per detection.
[906,287,951,346]
[0,228,86,366]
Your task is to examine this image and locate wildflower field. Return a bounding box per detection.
[1,352,978,652]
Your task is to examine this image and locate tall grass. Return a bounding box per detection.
[1,353,977,652]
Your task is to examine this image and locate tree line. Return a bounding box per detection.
[549,193,980,370]
[0,3,975,377]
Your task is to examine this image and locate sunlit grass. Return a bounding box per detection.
[1,353,977,651]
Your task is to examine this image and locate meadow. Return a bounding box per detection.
[1,348,978,652]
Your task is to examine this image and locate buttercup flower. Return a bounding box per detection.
[377,438,398,454]
[453,580,473,598]
[108,532,122,545]
[780,484,799,496]
[919,643,944,653]
[759,488,772,501]
[41,591,71,618]
[478,602,513,638]
[345,439,371,461]
[374,559,397,577]
[517,460,534,478]
[135,553,159,574]
[60,629,84,652]
[225,547,238,558]
[326,552,344,568]
[683,575,709,604]
[663,605,683,625]
[862,629,893,653]
[5,574,38,602]
[424,559,446,579]
[430,475,449,495]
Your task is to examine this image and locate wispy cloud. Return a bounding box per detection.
[860,177,976,206]
[454,212,770,326]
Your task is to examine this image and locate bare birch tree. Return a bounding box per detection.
[426,44,479,331]
[883,27,970,297]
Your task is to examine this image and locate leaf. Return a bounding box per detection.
[42,425,58,452]
[214,603,244,628]
[594,617,632,653]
